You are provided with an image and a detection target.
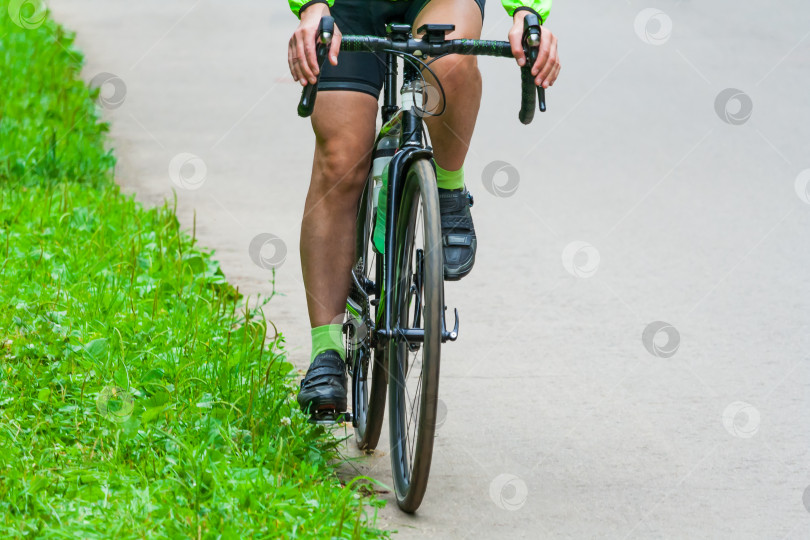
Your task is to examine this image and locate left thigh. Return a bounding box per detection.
[409,0,484,39]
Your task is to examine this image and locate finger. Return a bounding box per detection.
[541,64,558,88]
[301,30,320,82]
[295,31,316,85]
[537,39,557,86]
[291,38,308,86]
[508,29,525,67]
[531,31,552,76]
[293,58,305,86]
[329,27,342,66]
[288,40,297,82]
[291,34,307,85]
[290,42,304,85]
[547,63,561,87]
[289,38,304,83]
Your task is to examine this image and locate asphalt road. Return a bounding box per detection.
[49,0,810,537]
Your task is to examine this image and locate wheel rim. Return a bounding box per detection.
[351,183,382,445]
[391,191,434,498]
[349,318,369,432]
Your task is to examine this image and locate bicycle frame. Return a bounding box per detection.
[361,55,459,352]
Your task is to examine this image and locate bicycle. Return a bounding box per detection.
[296,14,546,513]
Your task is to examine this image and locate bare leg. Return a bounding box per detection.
[414,0,483,170]
[301,91,378,328]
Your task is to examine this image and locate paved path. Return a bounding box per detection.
[50,1,810,537]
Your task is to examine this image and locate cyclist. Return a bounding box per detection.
[289,0,560,416]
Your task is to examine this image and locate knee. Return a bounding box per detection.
[433,55,481,92]
[312,138,370,202]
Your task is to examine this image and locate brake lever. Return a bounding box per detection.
[319,16,334,52]
[297,16,335,117]
[521,13,546,113]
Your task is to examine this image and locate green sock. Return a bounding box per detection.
[436,163,464,190]
[311,324,344,361]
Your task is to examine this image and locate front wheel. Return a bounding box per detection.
[388,159,444,513]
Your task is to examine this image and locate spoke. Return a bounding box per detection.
[403,385,413,463]
[404,198,427,468]
[398,344,412,476]
[406,364,423,464]
[405,360,423,435]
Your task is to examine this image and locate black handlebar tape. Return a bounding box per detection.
[518,64,536,125]
[447,39,513,57]
[339,36,390,52]
[297,16,335,118]
[338,36,514,57]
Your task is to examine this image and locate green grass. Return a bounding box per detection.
[0,5,386,538]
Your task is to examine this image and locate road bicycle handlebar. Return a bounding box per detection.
[297,15,547,124]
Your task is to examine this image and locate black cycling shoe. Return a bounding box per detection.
[297,350,348,415]
[438,188,477,281]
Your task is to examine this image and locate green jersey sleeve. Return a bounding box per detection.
[288,0,551,24]
[500,0,552,23]
[289,0,334,19]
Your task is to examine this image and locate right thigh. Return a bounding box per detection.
[310,90,378,194]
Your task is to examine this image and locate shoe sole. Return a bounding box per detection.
[300,395,348,414]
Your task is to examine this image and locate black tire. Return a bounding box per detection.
[349,172,387,451]
[388,159,443,513]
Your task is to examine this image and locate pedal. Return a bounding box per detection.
[307,410,353,425]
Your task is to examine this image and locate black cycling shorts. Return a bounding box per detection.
[320,0,486,98]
